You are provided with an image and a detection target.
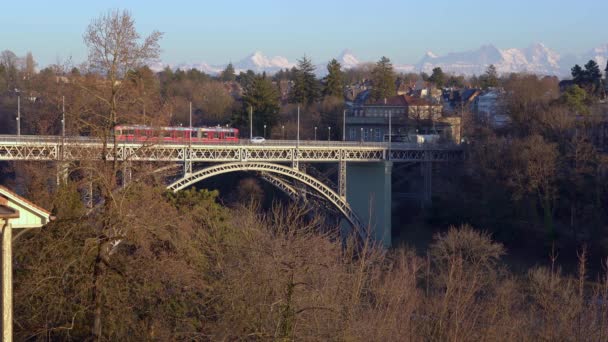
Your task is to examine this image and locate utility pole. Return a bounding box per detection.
[189,101,192,129]
[297,105,300,147]
[388,108,392,159]
[249,106,253,139]
[342,109,346,141]
[16,96,20,136]
[62,96,65,138]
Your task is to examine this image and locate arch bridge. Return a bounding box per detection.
[0,136,463,246]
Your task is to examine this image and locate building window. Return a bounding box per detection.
[375,128,381,141]
[364,129,369,140]
[349,128,356,140]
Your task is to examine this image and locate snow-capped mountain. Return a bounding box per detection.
[337,49,360,69]
[416,43,603,76]
[233,51,294,74]
[582,45,608,73]
[151,43,608,78]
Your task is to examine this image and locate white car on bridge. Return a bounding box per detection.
[250,136,266,143]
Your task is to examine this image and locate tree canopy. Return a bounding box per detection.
[429,67,446,88]
[371,56,396,101]
[290,56,320,105]
[220,63,236,81]
[322,58,344,98]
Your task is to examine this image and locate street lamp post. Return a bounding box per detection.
[388,109,392,159]
[263,124,266,138]
[281,125,285,140]
[328,126,331,141]
[297,105,300,147]
[62,96,65,138]
[342,109,346,141]
[314,126,317,140]
[16,96,20,136]
[249,106,253,139]
[360,127,363,142]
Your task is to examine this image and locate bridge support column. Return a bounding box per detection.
[56,162,69,186]
[183,146,192,176]
[422,161,432,208]
[122,162,132,187]
[344,161,392,247]
[338,159,346,199]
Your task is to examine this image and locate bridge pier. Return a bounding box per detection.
[56,162,69,186]
[422,161,432,208]
[344,161,392,247]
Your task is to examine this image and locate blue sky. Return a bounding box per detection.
[1,0,606,67]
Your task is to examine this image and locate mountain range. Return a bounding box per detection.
[151,43,608,78]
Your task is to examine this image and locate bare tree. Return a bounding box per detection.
[79,10,163,340]
[82,9,162,127]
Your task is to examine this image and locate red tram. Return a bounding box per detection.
[113,125,239,143]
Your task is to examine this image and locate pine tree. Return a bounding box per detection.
[322,58,344,98]
[584,60,601,84]
[429,67,445,88]
[220,63,236,82]
[242,74,280,134]
[371,56,396,101]
[290,56,320,105]
[571,64,584,84]
[481,64,499,89]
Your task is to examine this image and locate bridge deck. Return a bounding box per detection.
[0,135,462,162]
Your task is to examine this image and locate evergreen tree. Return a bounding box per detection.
[481,64,499,89]
[290,56,320,105]
[242,74,280,134]
[428,67,446,88]
[605,60,608,79]
[571,64,585,84]
[584,60,601,81]
[322,58,344,98]
[237,69,257,93]
[371,56,396,101]
[220,63,236,82]
[573,60,603,94]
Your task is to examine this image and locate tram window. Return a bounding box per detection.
[213,132,219,139]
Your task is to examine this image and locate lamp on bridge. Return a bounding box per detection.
[314,126,317,140]
[328,126,331,141]
[281,125,285,140]
[263,124,267,138]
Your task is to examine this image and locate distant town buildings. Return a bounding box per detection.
[345,92,460,143]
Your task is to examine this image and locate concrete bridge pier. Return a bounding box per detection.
[344,161,392,248]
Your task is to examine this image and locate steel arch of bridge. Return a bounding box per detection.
[167,162,365,238]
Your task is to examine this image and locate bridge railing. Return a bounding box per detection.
[0,135,462,150]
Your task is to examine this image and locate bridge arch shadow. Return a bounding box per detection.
[167,162,365,239]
